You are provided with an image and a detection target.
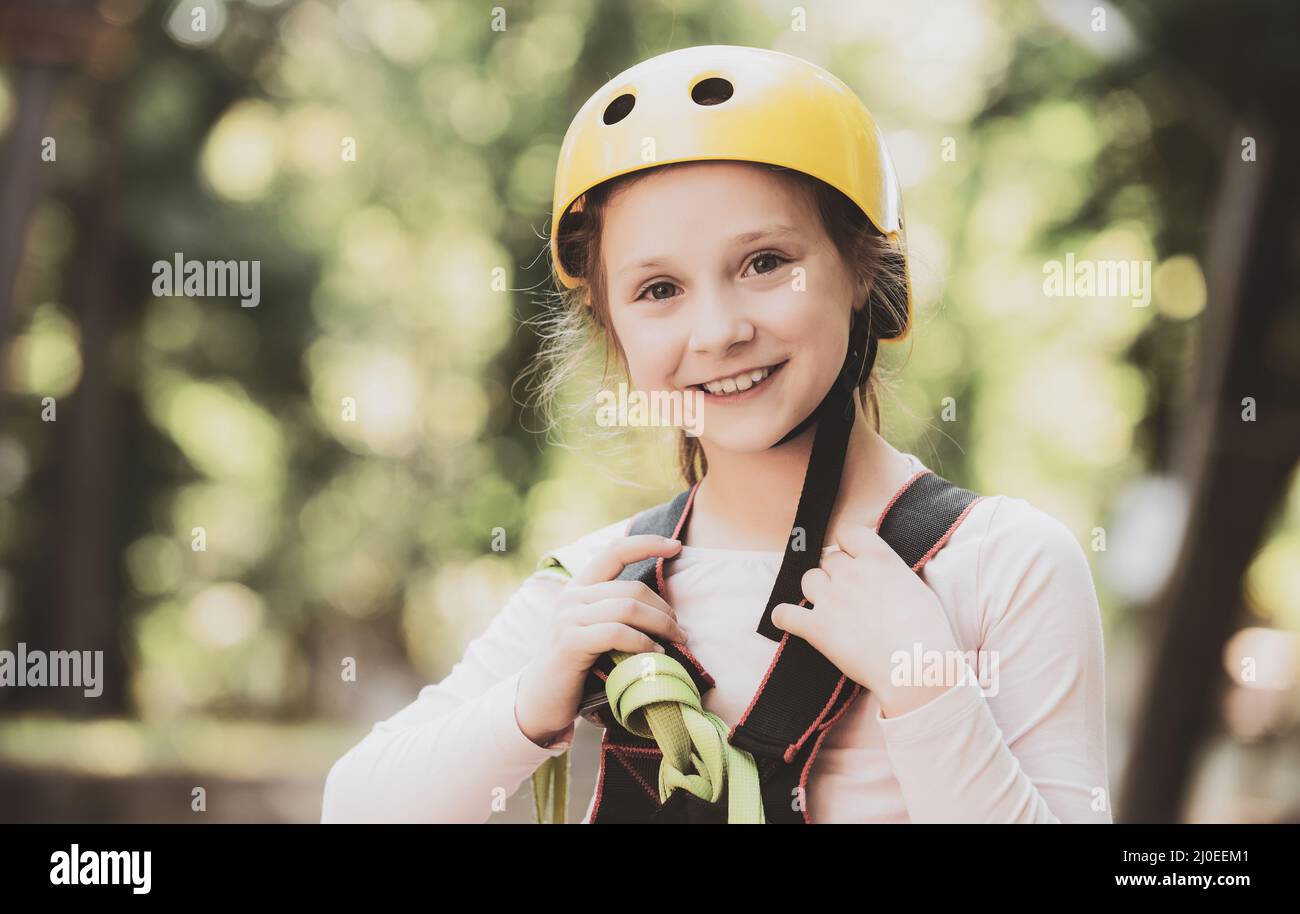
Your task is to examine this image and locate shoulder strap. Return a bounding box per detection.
[729,470,983,769]
[876,471,985,570]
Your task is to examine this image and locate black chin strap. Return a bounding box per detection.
[771,307,877,447]
[755,308,878,640]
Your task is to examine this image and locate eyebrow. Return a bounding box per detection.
[730,223,800,246]
[615,224,801,278]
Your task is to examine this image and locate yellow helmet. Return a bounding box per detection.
[549,44,911,342]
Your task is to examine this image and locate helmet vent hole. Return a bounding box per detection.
[690,77,733,106]
[602,93,636,125]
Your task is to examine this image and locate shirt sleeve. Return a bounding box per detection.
[875,496,1112,823]
[320,566,574,824]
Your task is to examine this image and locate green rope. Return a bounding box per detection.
[605,650,765,823]
[530,649,764,824]
[532,751,568,825]
[529,552,764,823]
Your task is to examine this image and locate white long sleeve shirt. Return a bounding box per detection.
[321,452,1112,824]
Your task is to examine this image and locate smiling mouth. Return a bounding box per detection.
[690,360,788,397]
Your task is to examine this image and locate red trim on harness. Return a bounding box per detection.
[727,620,853,762]
[797,682,863,824]
[729,599,803,740]
[590,470,981,823]
[588,739,609,822]
[911,495,985,572]
[783,672,854,762]
[590,735,663,822]
[874,468,931,532]
[655,481,698,593]
[794,488,983,822]
[608,744,663,802]
[590,486,704,822]
[732,469,934,741]
[669,641,715,687]
[588,740,609,823]
[654,481,716,688]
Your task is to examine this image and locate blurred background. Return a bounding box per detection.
[0,0,1298,823]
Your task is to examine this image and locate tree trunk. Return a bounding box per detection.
[1119,121,1300,821]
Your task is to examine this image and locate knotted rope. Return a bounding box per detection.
[603,650,765,823]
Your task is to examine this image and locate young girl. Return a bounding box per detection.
[322,45,1110,824]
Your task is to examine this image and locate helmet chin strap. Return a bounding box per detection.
[770,306,877,449]
[755,306,879,640]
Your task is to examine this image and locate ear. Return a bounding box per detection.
[851,288,870,322]
[859,274,876,306]
[848,277,871,318]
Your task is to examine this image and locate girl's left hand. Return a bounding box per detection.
[770,522,962,717]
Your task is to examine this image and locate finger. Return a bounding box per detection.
[820,548,853,578]
[569,579,676,619]
[572,598,687,643]
[800,566,830,604]
[574,622,666,658]
[573,534,682,586]
[770,602,814,641]
[834,523,880,559]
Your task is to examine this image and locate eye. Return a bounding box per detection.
[743,250,790,277]
[635,280,681,302]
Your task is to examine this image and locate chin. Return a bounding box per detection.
[697,422,795,454]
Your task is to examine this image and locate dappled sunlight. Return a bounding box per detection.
[200,99,282,203]
[5,302,81,397]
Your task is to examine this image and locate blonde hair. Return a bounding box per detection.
[523,163,909,488]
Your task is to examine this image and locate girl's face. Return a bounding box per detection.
[600,161,861,453]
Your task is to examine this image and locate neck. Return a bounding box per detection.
[689,391,895,551]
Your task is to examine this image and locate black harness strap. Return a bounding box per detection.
[731,469,983,823]
[753,362,857,642]
[583,468,983,823]
[877,470,985,569]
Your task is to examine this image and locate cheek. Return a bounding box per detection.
[767,280,848,363]
[612,316,681,390]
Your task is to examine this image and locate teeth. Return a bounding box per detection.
[702,364,774,396]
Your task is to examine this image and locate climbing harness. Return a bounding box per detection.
[531,46,983,823]
[534,467,982,823]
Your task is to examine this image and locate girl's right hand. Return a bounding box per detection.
[515,534,687,746]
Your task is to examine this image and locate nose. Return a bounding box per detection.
[687,282,754,356]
